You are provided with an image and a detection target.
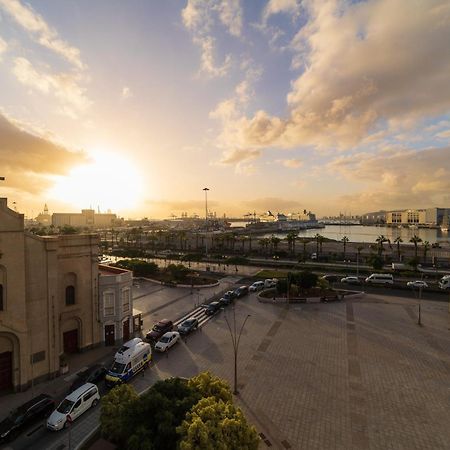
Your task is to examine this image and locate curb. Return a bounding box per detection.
[137,277,219,289]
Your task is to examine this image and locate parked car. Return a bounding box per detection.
[234,285,249,298]
[177,318,199,335]
[146,319,173,342]
[154,332,180,352]
[365,273,394,285]
[205,301,221,315]
[223,290,237,300]
[249,281,265,291]
[69,364,106,393]
[219,296,232,306]
[47,383,99,431]
[407,280,428,289]
[340,276,360,285]
[0,394,55,443]
[264,278,278,288]
[321,274,340,283]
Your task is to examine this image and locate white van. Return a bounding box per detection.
[47,383,99,431]
[105,341,151,387]
[249,281,265,291]
[264,278,278,288]
[438,275,450,290]
[114,337,143,359]
[365,273,394,285]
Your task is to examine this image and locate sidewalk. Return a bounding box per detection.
[0,345,117,421]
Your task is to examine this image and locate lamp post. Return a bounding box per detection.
[203,187,209,257]
[224,308,251,395]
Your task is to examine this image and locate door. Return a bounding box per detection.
[0,351,12,391]
[63,330,78,354]
[123,320,130,341]
[104,325,115,346]
[70,398,83,420]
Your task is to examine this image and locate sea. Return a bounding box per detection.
[229,223,450,244]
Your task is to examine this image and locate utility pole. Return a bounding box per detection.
[203,187,209,257]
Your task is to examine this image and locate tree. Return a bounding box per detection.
[368,254,383,270]
[270,235,281,254]
[376,235,388,256]
[177,397,259,450]
[113,259,159,277]
[293,271,318,291]
[188,371,232,403]
[100,384,139,446]
[166,263,190,281]
[409,235,422,258]
[341,236,349,259]
[422,240,430,262]
[394,237,402,260]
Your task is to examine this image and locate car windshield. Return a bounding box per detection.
[8,409,25,424]
[159,336,170,343]
[184,320,194,326]
[152,325,162,332]
[57,399,74,414]
[110,362,126,374]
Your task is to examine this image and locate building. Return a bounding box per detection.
[35,203,52,226]
[386,208,450,226]
[0,198,101,391]
[52,209,118,228]
[98,265,134,346]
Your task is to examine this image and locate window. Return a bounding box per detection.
[83,389,96,402]
[103,292,115,316]
[74,399,81,409]
[122,288,130,314]
[65,285,75,306]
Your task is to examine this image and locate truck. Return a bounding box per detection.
[438,275,450,290]
[391,263,407,271]
[105,341,151,387]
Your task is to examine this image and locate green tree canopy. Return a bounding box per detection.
[177,397,259,450]
[100,384,139,445]
[112,259,159,277]
[188,371,232,403]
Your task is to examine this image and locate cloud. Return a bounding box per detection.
[327,146,450,211]
[278,158,303,168]
[0,112,87,193]
[121,86,132,99]
[12,57,91,113]
[220,148,261,164]
[263,0,301,23]
[223,0,450,151]
[0,36,7,58]
[436,129,450,139]
[181,0,242,77]
[0,0,84,69]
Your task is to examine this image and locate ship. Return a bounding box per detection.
[246,210,324,233]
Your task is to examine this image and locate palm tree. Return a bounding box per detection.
[422,240,430,262]
[409,234,422,259]
[302,238,310,261]
[270,235,281,254]
[376,235,388,256]
[341,236,349,259]
[393,237,402,260]
[314,233,324,255]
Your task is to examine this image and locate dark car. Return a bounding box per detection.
[321,275,340,283]
[0,394,55,443]
[177,318,199,335]
[146,319,173,341]
[69,364,107,393]
[223,290,237,300]
[234,286,249,298]
[219,296,232,307]
[205,301,221,316]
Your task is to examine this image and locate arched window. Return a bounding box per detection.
[65,285,75,306]
[0,284,3,311]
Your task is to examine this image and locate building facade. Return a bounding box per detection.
[98,265,134,346]
[386,208,450,226]
[0,198,101,392]
[52,209,118,228]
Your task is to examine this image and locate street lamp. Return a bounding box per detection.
[224,308,251,395]
[203,187,209,257]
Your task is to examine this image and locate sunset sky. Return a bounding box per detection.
[1,0,449,219]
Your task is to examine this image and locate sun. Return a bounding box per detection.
[47,150,144,212]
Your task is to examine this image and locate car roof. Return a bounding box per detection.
[209,301,220,306]
[161,331,176,337]
[183,317,197,323]
[15,394,52,412]
[65,383,97,401]
[157,319,172,325]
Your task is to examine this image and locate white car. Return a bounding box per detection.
[154,331,180,352]
[47,383,99,431]
[340,276,360,285]
[249,281,265,291]
[407,280,428,289]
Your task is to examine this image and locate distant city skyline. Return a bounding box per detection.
[1,0,449,218]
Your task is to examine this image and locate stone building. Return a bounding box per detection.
[52,209,118,228]
[98,265,134,346]
[0,198,101,392]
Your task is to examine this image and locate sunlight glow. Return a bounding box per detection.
[47,150,144,212]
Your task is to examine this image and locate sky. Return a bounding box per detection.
[0,0,449,219]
